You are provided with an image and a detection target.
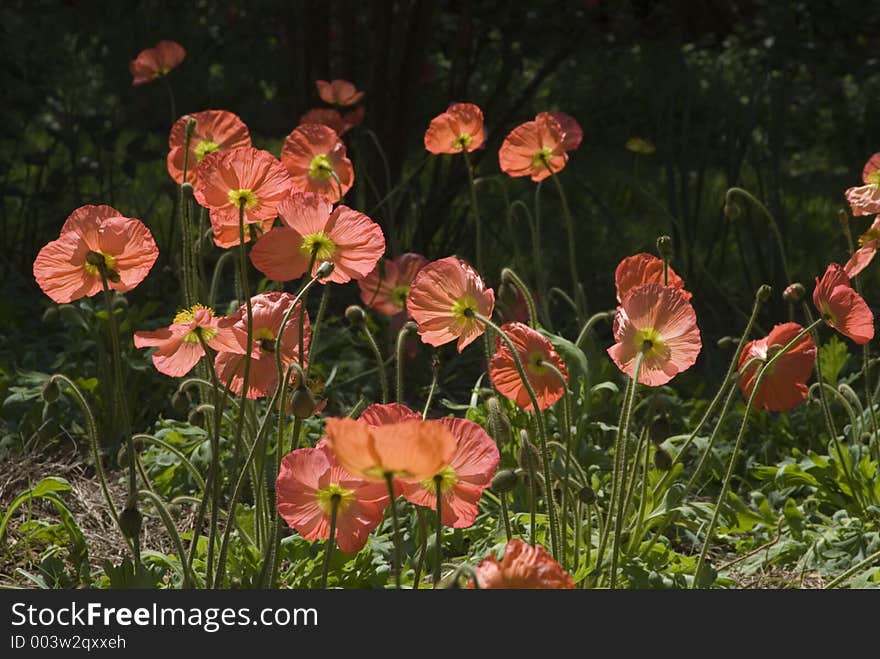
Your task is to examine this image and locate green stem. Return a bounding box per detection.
[433,475,443,586]
[422,354,439,418]
[413,508,428,589]
[500,494,512,542]
[462,149,483,274]
[544,362,571,568]
[626,430,654,555]
[362,324,389,403]
[575,311,614,350]
[395,322,414,403]
[684,382,740,493]
[547,165,585,319]
[500,267,539,329]
[319,496,339,589]
[138,489,195,587]
[384,472,402,589]
[725,187,791,283]
[307,285,330,373]
[824,546,880,589]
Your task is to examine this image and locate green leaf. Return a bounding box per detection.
[818,335,849,387]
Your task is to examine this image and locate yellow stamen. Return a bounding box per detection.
[316,483,355,515]
[421,465,458,494]
[308,154,334,181]
[194,139,220,161]
[390,285,409,308]
[532,146,554,168]
[451,294,479,329]
[83,251,117,277]
[453,133,472,150]
[300,231,337,261]
[227,188,259,210]
[173,304,218,343]
[633,327,666,359]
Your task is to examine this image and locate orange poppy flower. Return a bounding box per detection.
[358,253,429,316]
[424,103,485,154]
[281,124,354,203]
[615,252,690,303]
[193,147,292,248]
[607,283,701,386]
[249,192,385,284]
[276,443,389,553]
[214,292,310,399]
[549,111,583,152]
[133,305,249,378]
[316,79,365,107]
[737,322,816,412]
[813,264,874,345]
[324,417,456,482]
[469,538,574,589]
[130,40,185,86]
[844,216,880,278]
[489,322,568,411]
[498,113,567,182]
[299,107,364,136]
[166,110,251,185]
[407,256,495,352]
[845,152,880,216]
[33,205,158,303]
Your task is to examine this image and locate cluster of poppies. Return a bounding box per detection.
[29,39,880,588]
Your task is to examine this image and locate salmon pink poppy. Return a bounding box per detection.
[316,79,365,107]
[324,417,456,482]
[398,417,500,528]
[469,538,574,589]
[276,444,388,553]
[844,216,880,278]
[249,192,385,284]
[607,283,701,386]
[33,205,158,304]
[737,322,815,412]
[498,113,567,182]
[489,322,568,411]
[133,305,248,378]
[281,124,354,203]
[845,152,880,216]
[813,264,874,345]
[407,256,495,352]
[358,253,429,316]
[130,40,185,86]
[193,147,292,248]
[424,103,485,154]
[549,111,583,152]
[358,402,420,426]
[214,292,311,399]
[615,252,690,303]
[167,110,251,185]
[299,107,364,136]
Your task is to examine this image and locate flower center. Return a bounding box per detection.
[634,327,666,358]
[390,285,410,308]
[453,133,472,150]
[820,302,837,326]
[308,154,334,181]
[866,168,880,186]
[174,304,218,343]
[526,351,548,377]
[300,231,337,261]
[83,250,118,277]
[859,226,880,246]
[254,327,275,353]
[194,139,220,161]
[532,146,554,168]
[315,483,355,515]
[422,465,458,494]
[451,294,479,326]
[227,188,259,210]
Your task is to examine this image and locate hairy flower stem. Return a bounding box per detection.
[725,187,791,283]
[413,508,428,588]
[472,312,560,557]
[434,475,443,586]
[547,166,585,320]
[544,362,572,568]
[384,472,402,589]
[500,267,539,329]
[692,319,822,587]
[462,149,484,274]
[361,324,389,403]
[575,311,614,351]
[395,323,413,403]
[500,495,513,542]
[307,286,330,372]
[319,496,339,590]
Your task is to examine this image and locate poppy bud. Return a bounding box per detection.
[649,414,671,444]
[838,208,849,227]
[716,335,738,350]
[290,385,317,418]
[491,469,518,493]
[188,407,205,427]
[656,235,673,261]
[119,505,143,541]
[345,305,365,327]
[518,432,542,474]
[42,306,59,324]
[724,197,741,221]
[756,284,772,303]
[653,447,673,471]
[578,485,596,504]
[486,397,511,446]
[41,379,60,404]
[315,260,335,279]
[783,283,805,303]
[498,280,517,307]
[181,181,194,198]
[184,116,197,141]
[404,320,418,333]
[172,390,189,416]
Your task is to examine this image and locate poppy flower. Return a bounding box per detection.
[316,79,365,107]
[276,444,389,553]
[424,103,485,154]
[133,305,248,378]
[214,292,311,399]
[407,256,495,352]
[324,417,456,482]
[549,112,583,152]
[844,216,880,278]
[281,124,354,203]
[468,538,574,589]
[166,110,251,185]
[737,322,816,412]
[130,40,185,86]
[813,264,874,345]
[358,253,429,316]
[607,283,701,386]
[299,107,364,136]
[193,147,292,248]
[359,402,420,426]
[498,113,567,182]
[489,322,568,411]
[33,205,159,303]
[615,252,690,303]
[845,152,880,216]
[398,417,500,528]
[249,192,385,284]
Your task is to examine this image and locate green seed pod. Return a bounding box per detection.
[491,469,518,493]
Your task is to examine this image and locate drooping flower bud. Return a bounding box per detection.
[491,469,518,493]
[656,235,674,262]
[783,283,805,303]
[345,305,365,327]
[41,379,60,404]
[756,284,772,303]
[290,384,317,418]
[315,260,335,279]
[119,505,143,541]
[577,485,596,504]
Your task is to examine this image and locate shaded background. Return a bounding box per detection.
[2,0,880,407]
